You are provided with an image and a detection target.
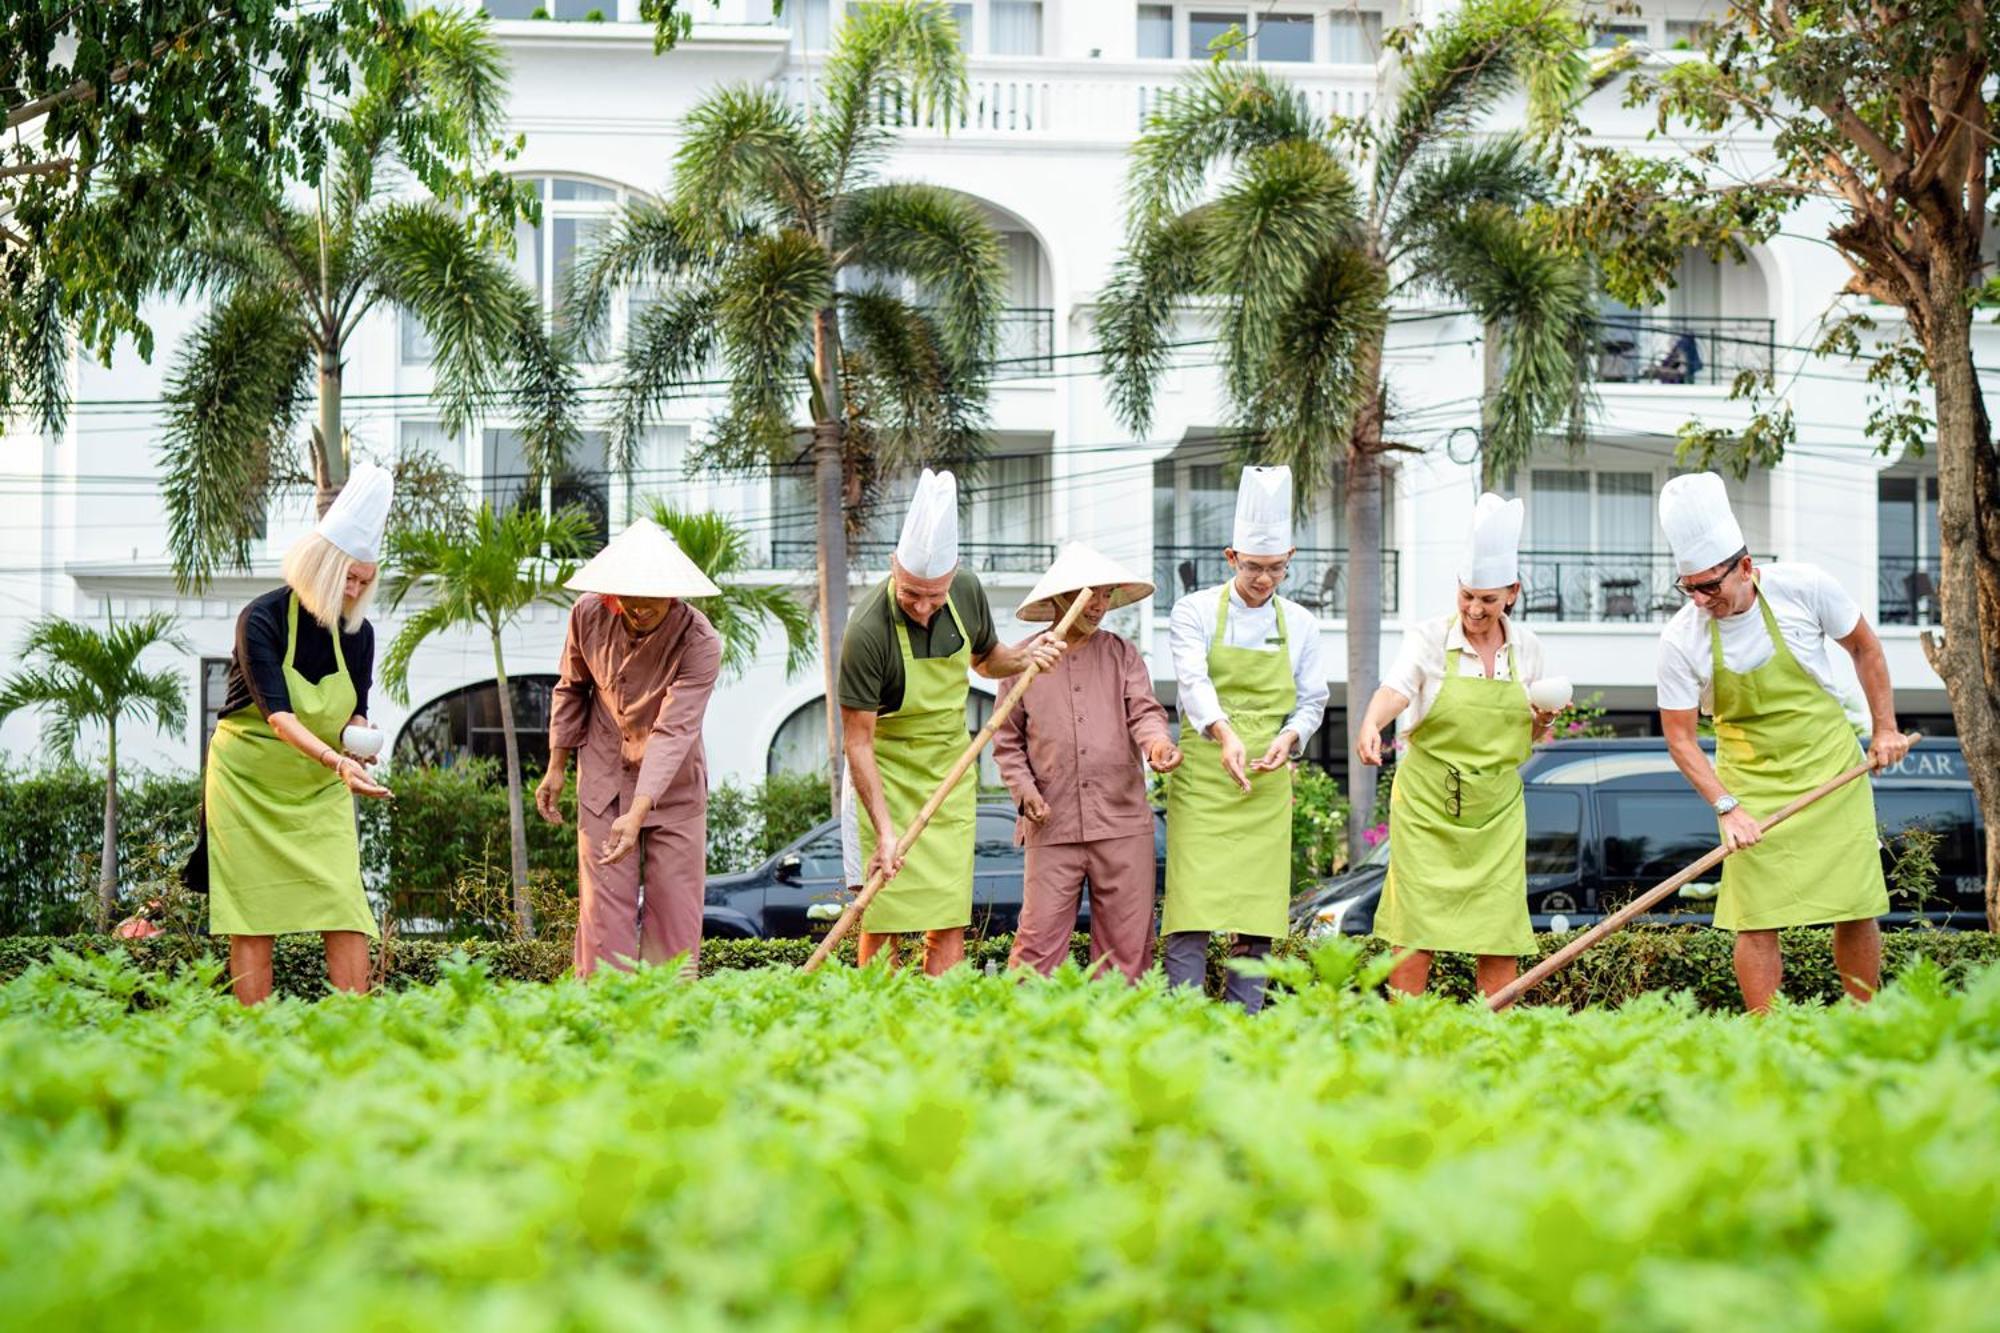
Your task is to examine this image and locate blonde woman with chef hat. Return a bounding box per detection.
[191,463,395,1005]
[1356,492,1564,998]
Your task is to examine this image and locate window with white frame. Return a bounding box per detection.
[820,0,1034,53]
[484,1,604,18]
[401,310,436,365]
[1522,468,1657,554]
[512,176,627,364]
[399,420,460,471]
[1137,7,1381,63]
[483,427,612,551]
[1877,471,1942,624]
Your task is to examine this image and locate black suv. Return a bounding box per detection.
[1292,737,1987,937]
[704,803,1171,940]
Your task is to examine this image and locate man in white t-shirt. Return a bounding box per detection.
[1655,473,1908,1012]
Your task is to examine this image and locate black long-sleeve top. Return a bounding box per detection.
[219,587,375,722]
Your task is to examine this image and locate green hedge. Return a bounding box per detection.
[0,766,201,935]
[1,763,833,937]
[4,925,1994,1009]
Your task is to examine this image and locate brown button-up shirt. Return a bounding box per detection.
[548,594,721,822]
[991,629,1171,847]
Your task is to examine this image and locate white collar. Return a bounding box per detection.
[1222,581,1283,614]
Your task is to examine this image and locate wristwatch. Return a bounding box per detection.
[1712,794,1740,816]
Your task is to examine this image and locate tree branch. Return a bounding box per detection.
[0,158,76,180]
[4,9,234,130]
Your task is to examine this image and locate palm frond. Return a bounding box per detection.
[715,228,829,458]
[836,182,1005,367]
[1094,211,1207,436]
[610,282,725,461]
[1236,244,1390,479]
[1374,0,1585,213]
[672,85,820,233]
[0,272,70,435]
[0,613,190,759]
[378,598,461,708]
[813,0,968,197]
[567,197,721,348]
[1125,64,1321,232]
[159,288,314,592]
[1384,134,1552,267]
[839,288,990,465]
[1425,203,1598,470]
[646,502,817,680]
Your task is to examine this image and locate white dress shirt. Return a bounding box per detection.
[1656,563,1862,715]
[1381,613,1547,732]
[1168,581,1329,751]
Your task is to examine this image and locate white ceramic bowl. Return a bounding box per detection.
[341,724,385,760]
[1526,676,1574,713]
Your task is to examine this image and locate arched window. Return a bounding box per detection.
[766,694,1003,787]
[394,676,560,776]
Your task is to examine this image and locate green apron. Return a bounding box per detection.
[1377,624,1535,955]
[1163,585,1295,938]
[1709,587,1888,930]
[857,580,977,934]
[205,593,376,938]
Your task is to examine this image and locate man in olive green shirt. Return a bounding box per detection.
[838,469,1060,974]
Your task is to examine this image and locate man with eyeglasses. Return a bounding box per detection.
[1656,472,1907,1012]
[1163,465,1329,1011]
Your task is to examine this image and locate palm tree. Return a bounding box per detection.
[1097,0,1596,852]
[645,502,817,681]
[571,0,1005,795]
[0,613,189,929]
[380,503,594,939]
[156,6,580,591]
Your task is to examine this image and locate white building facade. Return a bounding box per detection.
[0,0,1958,791]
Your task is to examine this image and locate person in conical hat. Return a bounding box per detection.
[1356,491,1564,999]
[1653,472,1905,1012]
[837,468,1064,974]
[990,542,1180,981]
[1163,464,1330,1012]
[193,461,396,1005]
[539,516,724,978]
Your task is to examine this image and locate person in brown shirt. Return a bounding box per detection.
[992,544,1180,981]
[535,518,722,977]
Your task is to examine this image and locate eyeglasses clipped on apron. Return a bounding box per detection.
[1445,765,1464,821]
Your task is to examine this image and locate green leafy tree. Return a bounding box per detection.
[1097,0,1596,851]
[381,503,593,939]
[1561,0,2000,929]
[572,0,1005,790]
[148,6,582,592]
[0,613,188,929]
[644,502,816,681]
[2,0,717,437]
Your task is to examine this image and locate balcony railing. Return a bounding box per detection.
[771,537,1055,575]
[1593,316,1775,386]
[993,308,1054,377]
[773,58,1377,140]
[1153,547,1400,616]
[1879,554,1942,626]
[1515,550,1776,622]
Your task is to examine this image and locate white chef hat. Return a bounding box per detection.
[315,461,394,564]
[1458,491,1524,588]
[1659,472,1746,575]
[894,468,960,579]
[1231,465,1293,556]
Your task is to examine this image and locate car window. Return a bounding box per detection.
[792,829,845,880]
[1874,787,1982,882]
[1597,789,1717,881]
[1526,790,1582,876]
[976,811,1022,865]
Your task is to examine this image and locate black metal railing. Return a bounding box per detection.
[993,308,1055,377]
[1515,549,1776,622]
[1153,546,1400,616]
[771,537,1056,574]
[1879,554,1942,625]
[1593,315,1775,386]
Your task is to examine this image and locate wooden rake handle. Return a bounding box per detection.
[1484,731,1922,1012]
[800,589,1096,973]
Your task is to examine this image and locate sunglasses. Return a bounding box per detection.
[1677,554,1745,599]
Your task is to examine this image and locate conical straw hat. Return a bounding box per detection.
[1015,542,1154,623]
[565,517,722,599]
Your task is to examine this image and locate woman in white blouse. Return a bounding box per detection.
[1355,494,1557,998]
